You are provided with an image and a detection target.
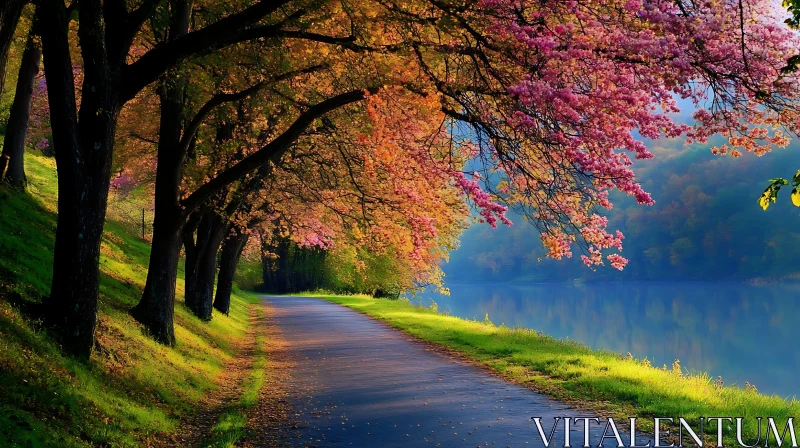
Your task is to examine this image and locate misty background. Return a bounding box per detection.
[447,134,800,283]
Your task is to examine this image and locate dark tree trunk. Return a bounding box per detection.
[192,245,218,320]
[214,228,248,314]
[130,0,192,343]
[183,208,227,320]
[129,159,183,343]
[0,0,25,100]
[182,210,203,318]
[194,222,227,318]
[130,74,186,344]
[2,31,40,188]
[129,212,182,344]
[39,3,121,359]
[36,0,285,355]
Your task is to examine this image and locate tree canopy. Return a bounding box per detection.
[2,0,799,356]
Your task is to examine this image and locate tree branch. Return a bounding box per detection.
[275,30,410,53]
[179,63,326,155]
[180,88,377,212]
[122,0,163,51]
[120,0,292,101]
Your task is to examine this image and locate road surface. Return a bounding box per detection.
[263,296,649,448]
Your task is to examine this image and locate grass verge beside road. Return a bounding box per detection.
[203,305,270,447]
[312,293,799,444]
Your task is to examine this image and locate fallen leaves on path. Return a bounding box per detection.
[238,302,299,447]
[149,305,262,447]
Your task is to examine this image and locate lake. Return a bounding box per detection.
[412,281,800,398]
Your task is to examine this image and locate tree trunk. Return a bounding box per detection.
[182,210,203,318]
[130,76,186,344]
[0,0,25,100]
[129,212,182,344]
[38,0,278,355]
[214,228,248,314]
[130,148,183,343]
[46,174,115,358]
[130,0,193,343]
[192,245,218,320]
[39,3,120,359]
[2,31,40,188]
[183,209,228,320]
[195,224,226,318]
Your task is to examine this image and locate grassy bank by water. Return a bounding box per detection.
[0,153,262,447]
[314,293,799,443]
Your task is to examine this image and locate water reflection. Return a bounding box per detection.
[414,282,800,398]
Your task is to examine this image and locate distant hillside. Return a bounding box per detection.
[446,138,800,283]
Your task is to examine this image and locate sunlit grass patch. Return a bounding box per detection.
[206,411,248,448]
[240,332,268,408]
[315,293,800,443]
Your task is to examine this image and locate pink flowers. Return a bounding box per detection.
[470,0,800,270]
[607,254,629,270]
[294,218,335,250]
[110,171,137,196]
[453,172,512,229]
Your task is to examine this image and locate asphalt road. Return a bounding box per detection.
[264,296,649,448]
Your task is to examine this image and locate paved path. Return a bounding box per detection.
[264,296,647,448]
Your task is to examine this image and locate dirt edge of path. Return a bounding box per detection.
[238,300,299,447]
[150,304,263,447]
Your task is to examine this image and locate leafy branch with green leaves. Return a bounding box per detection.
[757,1,800,209]
[759,170,800,210]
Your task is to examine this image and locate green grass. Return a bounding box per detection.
[0,153,263,447]
[311,293,800,444]
[204,306,269,447]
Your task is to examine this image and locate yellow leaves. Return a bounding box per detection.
[792,189,800,207]
[758,190,772,210]
[758,173,800,209]
[760,178,789,210]
[374,146,397,163]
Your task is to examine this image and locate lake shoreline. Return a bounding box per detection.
[411,281,799,398]
[308,293,799,444]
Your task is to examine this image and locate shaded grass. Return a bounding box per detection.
[204,305,269,448]
[312,293,800,443]
[0,153,262,447]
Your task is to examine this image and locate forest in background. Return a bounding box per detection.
[446,137,800,283]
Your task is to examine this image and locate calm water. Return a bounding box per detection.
[414,282,800,398]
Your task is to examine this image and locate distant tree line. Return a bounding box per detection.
[258,233,406,298]
[447,144,800,283]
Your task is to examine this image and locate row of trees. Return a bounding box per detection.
[1,0,799,359]
[259,229,428,297]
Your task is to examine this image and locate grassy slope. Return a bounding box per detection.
[0,153,261,447]
[314,293,799,443]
